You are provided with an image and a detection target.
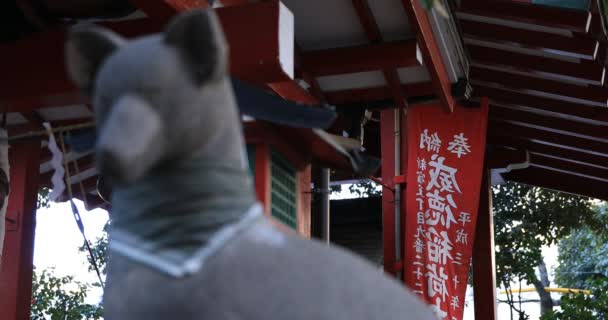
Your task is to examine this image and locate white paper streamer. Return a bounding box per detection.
[43,123,66,202]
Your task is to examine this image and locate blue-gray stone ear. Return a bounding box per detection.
[65,25,124,92]
[164,10,228,84]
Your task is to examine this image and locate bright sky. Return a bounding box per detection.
[34,192,559,318]
[34,199,109,305]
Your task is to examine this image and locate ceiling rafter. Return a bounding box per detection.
[470,66,608,106]
[489,135,608,169]
[460,19,598,60]
[467,44,605,85]
[351,0,407,110]
[503,166,608,201]
[458,0,592,33]
[473,85,608,123]
[400,0,455,112]
[489,120,608,156]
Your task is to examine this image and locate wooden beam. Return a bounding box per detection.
[351,0,409,110]
[489,134,608,169]
[300,41,420,77]
[401,0,455,112]
[489,146,608,182]
[460,20,598,60]
[128,0,209,20]
[487,146,528,169]
[458,0,591,33]
[468,44,605,85]
[267,81,319,105]
[0,141,41,320]
[471,67,608,106]
[489,105,608,141]
[504,166,608,200]
[473,168,497,320]
[324,82,434,105]
[0,2,294,111]
[489,120,608,156]
[530,153,608,181]
[473,85,608,123]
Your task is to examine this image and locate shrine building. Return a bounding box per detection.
[1,0,607,319]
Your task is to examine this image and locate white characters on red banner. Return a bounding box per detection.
[447,133,471,158]
[412,127,476,319]
[420,129,442,153]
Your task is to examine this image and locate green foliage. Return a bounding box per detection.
[493,182,597,286]
[541,279,608,320]
[420,0,435,10]
[554,215,608,290]
[348,180,381,198]
[79,221,109,277]
[37,187,51,209]
[31,269,103,320]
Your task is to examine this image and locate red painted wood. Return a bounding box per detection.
[487,147,528,169]
[0,141,41,320]
[489,105,608,141]
[473,168,497,320]
[351,0,409,111]
[297,164,312,238]
[489,145,608,181]
[300,41,420,77]
[489,120,608,155]
[529,153,608,181]
[460,20,598,59]
[458,0,591,33]
[351,0,383,41]
[294,45,327,103]
[504,166,608,200]
[324,82,434,105]
[471,67,608,105]
[267,81,319,105]
[489,134,608,169]
[474,85,608,122]
[401,0,455,112]
[468,44,605,85]
[128,0,209,20]
[0,2,292,111]
[254,144,271,215]
[394,175,407,184]
[380,109,396,276]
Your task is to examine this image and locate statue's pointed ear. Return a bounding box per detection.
[65,26,124,92]
[164,10,228,84]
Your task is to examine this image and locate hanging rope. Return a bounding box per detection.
[58,130,105,289]
[7,122,94,144]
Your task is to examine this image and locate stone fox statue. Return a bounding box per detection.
[65,10,436,320]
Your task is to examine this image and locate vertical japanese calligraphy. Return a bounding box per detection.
[405,102,489,320]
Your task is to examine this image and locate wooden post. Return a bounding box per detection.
[0,141,41,320]
[380,109,396,276]
[472,168,497,319]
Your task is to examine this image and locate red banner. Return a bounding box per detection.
[404,101,489,319]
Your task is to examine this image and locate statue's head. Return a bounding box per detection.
[66,10,236,185]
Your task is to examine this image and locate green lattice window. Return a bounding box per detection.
[270,149,298,230]
[246,144,255,177]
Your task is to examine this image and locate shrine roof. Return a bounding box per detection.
[2,0,608,207]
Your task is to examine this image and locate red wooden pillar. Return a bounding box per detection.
[380,108,408,278]
[380,109,396,276]
[0,141,41,320]
[254,143,271,215]
[472,168,497,319]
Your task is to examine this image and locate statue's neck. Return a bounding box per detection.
[110,153,257,253]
